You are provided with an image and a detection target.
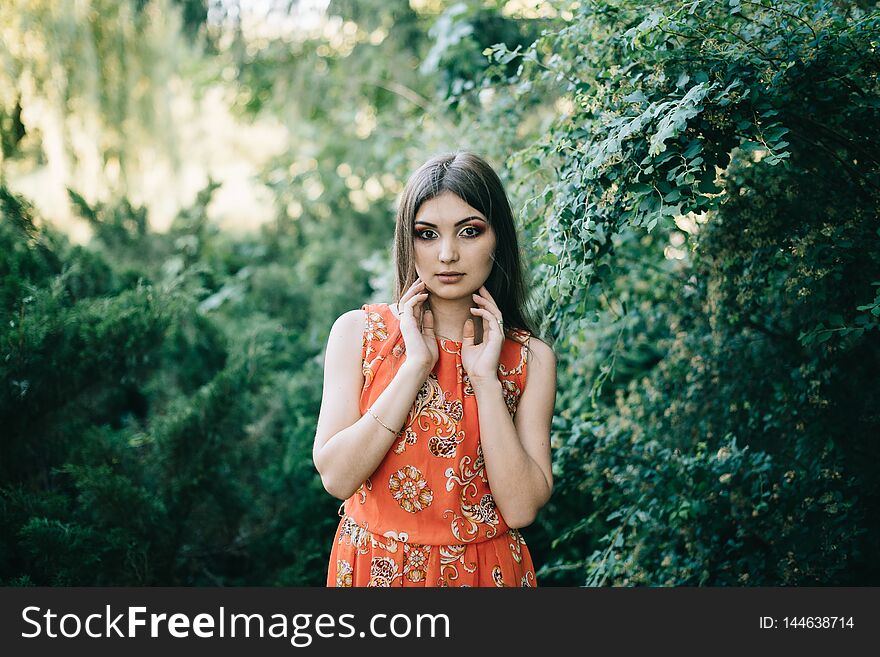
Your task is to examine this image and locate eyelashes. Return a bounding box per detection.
[415,226,483,240]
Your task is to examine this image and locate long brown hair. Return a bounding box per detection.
[392,151,540,343]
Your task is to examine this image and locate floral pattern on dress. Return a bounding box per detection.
[498,333,529,378]
[508,527,526,564]
[461,371,475,397]
[389,464,433,513]
[394,373,464,459]
[337,514,370,555]
[336,560,353,587]
[492,565,505,587]
[501,378,522,416]
[438,337,461,356]
[369,556,401,587]
[362,310,389,389]
[363,310,389,349]
[437,543,477,586]
[332,514,536,587]
[403,543,432,583]
[443,445,499,542]
[354,477,372,504]
[429,429,466,459]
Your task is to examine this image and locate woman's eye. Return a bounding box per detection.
[415,226,481,239]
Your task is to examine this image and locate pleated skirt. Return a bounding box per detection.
[327,513,538,587]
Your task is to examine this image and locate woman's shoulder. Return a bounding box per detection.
[523,335,555,373]
[329,308,367,343]
[526,335,554,356]
[324,308,370,368]
[337,303,397,344]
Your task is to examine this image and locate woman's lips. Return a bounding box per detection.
[437,274,464,283]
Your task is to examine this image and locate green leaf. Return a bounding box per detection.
[764,126,790,142]
[683,140,702,158]
[740,140,765,153]
[623,90,648,103]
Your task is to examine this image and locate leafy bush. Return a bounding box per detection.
[485,0,880,585]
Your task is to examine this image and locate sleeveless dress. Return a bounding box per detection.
[326,301,538,587]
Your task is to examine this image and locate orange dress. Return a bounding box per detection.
[326,301,538,587]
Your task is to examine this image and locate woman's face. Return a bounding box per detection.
[412,191,496,300]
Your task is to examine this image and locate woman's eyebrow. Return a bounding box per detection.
[414,216,486,227]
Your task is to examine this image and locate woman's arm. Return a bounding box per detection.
[471,337,556,528]
[312,309,430,500]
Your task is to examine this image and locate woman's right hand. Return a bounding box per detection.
[396,278,438,376]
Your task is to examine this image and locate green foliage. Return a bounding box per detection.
[0,0,195,195]
[489,0,878,336]
[485,0,880,585]
[420,1,548,109]
[0,184,342,585]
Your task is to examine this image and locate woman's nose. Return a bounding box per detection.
[439,238,458,262]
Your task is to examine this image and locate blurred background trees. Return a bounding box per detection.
[1,0,878,586]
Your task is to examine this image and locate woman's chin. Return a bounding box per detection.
[427,289,472,301]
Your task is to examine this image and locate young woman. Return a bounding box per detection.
[313,151,556,587]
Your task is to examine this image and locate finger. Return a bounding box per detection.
[403,278,424,296]
[462,317,475,347]
[472,294,493,309]
[479,285,498,304]
[399,279,425,306]
[470,307,502,334]
[471,299,495,339]
[472,293,499,313]
[470,307,492,338]
[422,308,435,337]
[401,292,428,318]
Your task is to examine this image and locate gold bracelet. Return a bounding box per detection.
[367,407,397,435]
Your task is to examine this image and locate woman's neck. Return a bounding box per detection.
[393,296,480,342]
[427,296,473,341]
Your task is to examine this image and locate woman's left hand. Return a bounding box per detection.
[461,285,504,385]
